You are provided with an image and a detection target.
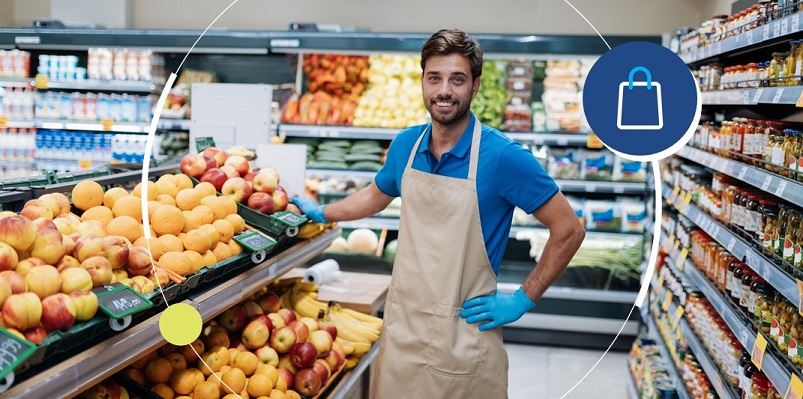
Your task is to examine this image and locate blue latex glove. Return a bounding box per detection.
[290,197,327,223]
[460,287,535,331]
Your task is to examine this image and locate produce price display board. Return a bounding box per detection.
[194,137,216,153]
[0,329,35,381]
[96,286,153,319]
[234,230,277,252]
[273,211,308,227]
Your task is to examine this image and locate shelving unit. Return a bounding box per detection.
[700,86,803,105]
[41,80,155,93]
[644,313,692,399]
[3,119,36,129]
[35,119,150,134]
[1,228,341,399]
[626,366,639,399]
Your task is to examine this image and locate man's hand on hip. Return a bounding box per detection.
[460,288,535,331]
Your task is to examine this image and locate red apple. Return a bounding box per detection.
[180,153,208,178]
[288,320,309,343]
[286,204,302,215]
[243,171,258,184]
[243,301,264,318]
[23,326,47,344]
[202,155,217,172]
[258,292,281,313]
[0,271,26,294]
[0,215,36,253]
[324,349,342,371]
[278,308,297,325]
[219,305,249,333]
[219,165,239,178]
[277,367,295,389]
[241,318,271,349]
[255,345,280,366]
[269,326,297,354]
[290,341,317,369]
[247,192,275,214]
[224,155,250,177]
[294,368,322,397]
[267,312,285,329]
[308,329,333,357]
[250,314,274,332]
[312,358,331,381]
[272,187,289,212]
[80,256,113,288]
[69,290,99,321]
[0,242,18,272]
[317,321,337,341]
[221,177,253,203]
[252,172,279,194]
[202,147,228,167]
[200,168,228,192]
[41,293,76,332]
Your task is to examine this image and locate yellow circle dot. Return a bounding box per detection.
[159,303,202,346]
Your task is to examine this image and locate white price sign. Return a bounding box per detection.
[763,25,771,41]
[738,166,748,180]
[774,88,786,103]
[740,329,749,345]
[753,89,764,103]
[762,175,773,190]
[775,180,788,197]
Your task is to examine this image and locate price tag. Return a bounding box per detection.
[100,118,113,132]
[556,138,569,146]
[797,89,803,108]
[797,279,803,317]
[746,30,754,45]
[78,159,92,169]
[665,233,676,251]
[0,328,36,380]
[762,175,773,190]
[753,88,764,103]
[764,24,771,41]
[775,21,782,37]
[667,186,680,204]
[194,137,216,153]
[586,133,604,149]
[776,180,788,197]
[727,237,736,253]
[752,332,768,370]
[34,74,48,89]
[233,230,277,252]
[672,305,685,326]
[96,286,152,319]
[740,329,749,345]
[774,88,786,103]
[742,91,752,104]
[738,166,749,180]
[682,192,693,212]
[0,116,6,130]
[91,282,124,296]
[273,211,308,228]
[794,14,801,31]
[662,290,673,311]
[785,374,803,399]
[676,248,689,270]
[783,18,791,35]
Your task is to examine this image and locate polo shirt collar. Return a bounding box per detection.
[417,112,476,159]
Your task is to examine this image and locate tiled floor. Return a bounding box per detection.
[506,343,629,399]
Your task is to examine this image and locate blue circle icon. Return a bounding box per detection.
[583,41,700,162]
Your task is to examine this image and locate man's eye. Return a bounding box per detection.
[451,77,465,84]
[429,76,440,82]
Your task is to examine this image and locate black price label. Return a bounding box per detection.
[233,230,277,252]
[194,137,216,153]
[97,286,152,319]
[274,211,307,227]
[91,282,124,296]
[0,328,36,380]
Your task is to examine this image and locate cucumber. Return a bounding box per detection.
[323,140,352,148]
[309,161,349,169]
[314,154,346,163]
[348,161,384,171]
[344,153,383,162]
[317,143,350,153]
[348,146,385,155]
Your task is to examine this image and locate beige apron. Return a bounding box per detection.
[370,117,508,398]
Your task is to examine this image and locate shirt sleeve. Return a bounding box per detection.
[497,143,559,214]
[374,134,406,197]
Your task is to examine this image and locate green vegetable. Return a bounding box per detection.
[473,61,509,129]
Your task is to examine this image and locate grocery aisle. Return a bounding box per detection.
[506,343,628,399]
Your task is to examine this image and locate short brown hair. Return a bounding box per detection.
[421,29,484,80]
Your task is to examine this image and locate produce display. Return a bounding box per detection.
[325,229,381,255]
[542,60,589,133]
[117,277,380,398]
[472,60,508,129]
[352,54,428,129]
[286,137,387,171]
[77,378,130,399]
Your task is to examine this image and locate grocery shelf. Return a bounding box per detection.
[1,228,341,399]
[680,12,803,65]
[281,125,398,140]
[42,79,155,93]
[505,132,590,146]
[3,119,36,129]
[35,119,149,134]
[307,168,377,180]
[338,217,399,231]
[0,77,33,87]
[645,313,692,399]
[510,224,645,240]
[661,183,800,308]
[678,312,740,399]
[626,366,639,399]
[555,179,647,194]
[157,119,191,131]
[700,86,803,105]
[677,146,803,209]
[328,342,380,399]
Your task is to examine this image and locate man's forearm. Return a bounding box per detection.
[521,224,584,302]
[323,182,393,222]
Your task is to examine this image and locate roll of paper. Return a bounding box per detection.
[303,259,341,285]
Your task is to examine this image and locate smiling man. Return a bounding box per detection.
[292,29,584,398]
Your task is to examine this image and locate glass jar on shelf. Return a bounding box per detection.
[769,52,789,87]
[773,204,791,257]
[758,198,780,245]
[783,208,801,263]
[744,119,760,165]
[787,41,800,86]
[750,372,769,399]
[732,262,747,305]
[740,268,756,315]
[781,129,798,179]
[756,283,776,334]
[750,275,769,323]
[745,193,761,238]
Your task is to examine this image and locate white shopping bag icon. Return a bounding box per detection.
[617,66,663,130]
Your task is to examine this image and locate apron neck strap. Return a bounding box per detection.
[405,116,483,182]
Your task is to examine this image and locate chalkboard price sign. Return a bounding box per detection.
[0,328,36,380]
[195,137,216,153]
[91,282,124,296]
[233,230,277,252]
[97,286,153,319]
[273,211,307,227]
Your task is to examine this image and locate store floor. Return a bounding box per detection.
[506,343,628,399]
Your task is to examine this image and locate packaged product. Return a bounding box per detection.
[581,149,614,181]
[512,207,536,226]
[620,199,646,233]
[613,156,647,182]
[566,195,586,225]
[548,147,582,179]
[584,200,621,232]
[506,60,534,77]
[502,103,533,132]
[505,76,533,92]
[545,60,581,78]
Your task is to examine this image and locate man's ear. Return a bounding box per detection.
[472,77,481,98]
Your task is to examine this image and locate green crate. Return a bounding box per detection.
[201,251,254,284]
[0,172,56,189]
[52,165,113,184]
[0,190,33,212]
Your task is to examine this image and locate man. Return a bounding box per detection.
[292,29,584,398]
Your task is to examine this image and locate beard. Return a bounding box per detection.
[425,96,473,126]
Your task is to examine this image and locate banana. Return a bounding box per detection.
[297,223,325,239]
[329,304,382,336]
[280,289,294,311]
[298,282,320,292]
[349,341,372,356]
[345,356,359,370]
[339,307,384,327]
[327,309,379,343]
[289,290,328,319]
[336,338,356,355]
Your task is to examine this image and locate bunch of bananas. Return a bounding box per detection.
[297,222,337,239]
[279,280,383,369]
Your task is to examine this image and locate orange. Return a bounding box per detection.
[274,377,287,392]
[158,251,193,276]
[131,350,158,369]
[178,232,187,242]
[201,196,228,221]
[232,351,258,376]
[157,194,177,207]
[193,381,221,399]
[156,178,180,199]
[133,181,159,201]
[165,352,188,372]
[182,211,201,233]
[151,383,175,399]
[192,205,215,225]
[103,187,128,209]
[212,219,234,243]
[219,197,239,216]
[224,214,245,234]
[200,224,221,248]
[228,240,243,256]
[148,200,163,218]
[285,391,302,399]
[195,182,217,198]
[225,350,240,365]
[183,230,212,253]
[158,234,184,252]
[202,250,218,267]
[221,367,247,394]
[112,195,143,222]
[107,216,144,243]
[123,368,146,385]
[145,357,174,384]
[81,206,113,226]
[72,180,104,211]
[174,174,194,190]
[184,250,204,273]
[134,236,167,261]
[270,389,286,399]
[176,189,202,211]
[170,368,205,395]
[212,242,232,262]
[255,365,278,386]
[152,206,185,236]
[247,374,273,397]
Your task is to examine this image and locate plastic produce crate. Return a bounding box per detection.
[0,172,56,189]
[0,189,33,212]
[52,165,113,184]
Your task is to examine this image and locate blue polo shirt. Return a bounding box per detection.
[375,114,559,273]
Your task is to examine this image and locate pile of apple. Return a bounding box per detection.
[121,290,341,399]
[78,379,130,399]
[181,147,303,217]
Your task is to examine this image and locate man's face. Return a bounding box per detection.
[421,54,480,127]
